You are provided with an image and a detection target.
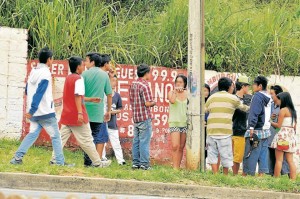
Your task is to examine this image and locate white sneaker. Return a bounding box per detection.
[100,159,111,167]
[101,157,108,161]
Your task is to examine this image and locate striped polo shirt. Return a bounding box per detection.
[205,91,249,136]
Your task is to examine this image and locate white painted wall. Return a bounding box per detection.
[0,27,28,139]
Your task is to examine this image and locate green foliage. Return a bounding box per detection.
[205,0,300,76]
[0,0,299,76]
[0,139,299,193]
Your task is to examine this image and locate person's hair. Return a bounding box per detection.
[270,85,283,95]
[204,83,210,102]
[86,52,101,67]
[137,64,150,77]
[253,76,268,90]
[218,77,233,92]
[277,92,297,125]
[38,47,53,64]
[235,81,243,91]
[175,74,187,89]
[236,79,249,91]
[100,54,111,67]
[68,56,83,73]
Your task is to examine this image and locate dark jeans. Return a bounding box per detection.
[84,122,102,166]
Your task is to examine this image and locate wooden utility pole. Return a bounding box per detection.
[186,0,205,171]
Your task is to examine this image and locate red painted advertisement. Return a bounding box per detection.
[22,61,186,164]
[114,66,186,163]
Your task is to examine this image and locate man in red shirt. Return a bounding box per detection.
[52,56,109,167]
[129,64,156,170]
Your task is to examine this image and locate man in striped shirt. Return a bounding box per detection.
[205,77,249,175]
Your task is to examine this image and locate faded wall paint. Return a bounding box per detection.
[0,27,27,139]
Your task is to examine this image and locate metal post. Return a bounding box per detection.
[186,0,205,171]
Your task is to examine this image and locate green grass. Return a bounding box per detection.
[0,139,299,193]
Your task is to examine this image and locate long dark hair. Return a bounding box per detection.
[277,92,297,125]
[175,74,187,89]
[204,83,211,102]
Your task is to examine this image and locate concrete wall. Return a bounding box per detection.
[0,27,28,139]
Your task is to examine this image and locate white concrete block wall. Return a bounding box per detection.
[0,27,28,139]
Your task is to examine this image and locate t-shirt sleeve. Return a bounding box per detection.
[104,74,112,95]
[236,97,249,112]
[74,78,85,95]
[116,93,123,109]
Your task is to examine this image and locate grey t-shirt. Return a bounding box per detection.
[108,92,122,130]
[268,103,280,146]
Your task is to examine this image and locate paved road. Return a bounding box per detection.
[0,188,184,199]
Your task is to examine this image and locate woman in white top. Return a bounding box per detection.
[270,92,297,180]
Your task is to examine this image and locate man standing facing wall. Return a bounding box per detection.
[129,64,156,170]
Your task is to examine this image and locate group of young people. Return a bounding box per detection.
[168,74,297,179]
[10,48,125,168]
[9,48,298,178]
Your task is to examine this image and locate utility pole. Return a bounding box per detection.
[186,0,205,171]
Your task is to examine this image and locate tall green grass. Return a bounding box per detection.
[205,0,300,76]
[0,0,299,75]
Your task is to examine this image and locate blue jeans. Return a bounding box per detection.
[243,137,269,175]
[15,117,65,165]
[132,119,152,167]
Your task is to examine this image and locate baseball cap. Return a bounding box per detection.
[237,75,250,85]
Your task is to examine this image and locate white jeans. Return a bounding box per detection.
[102,128,125,164]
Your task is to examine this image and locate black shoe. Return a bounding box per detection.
[140,165,152,170]
[132,165,140,170]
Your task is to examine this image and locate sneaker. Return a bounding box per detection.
[50,161,75,167]
[140,165,152,170]
[101,159,112,164]
[63,162,75,167]
[10,157,22,165]
[49,160,56,165]
[101,157,108,161]
[132,165,140,170]
[93,162,110,168]
[119,161,126,165]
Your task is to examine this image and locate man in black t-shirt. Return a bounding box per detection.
[232,76,252,175]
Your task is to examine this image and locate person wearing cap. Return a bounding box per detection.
[243,76,272,176]
[205,77,249,175]
[232,75,252,175]
[129,64,156,170]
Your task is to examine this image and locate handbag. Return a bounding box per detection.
[277,139,289,151]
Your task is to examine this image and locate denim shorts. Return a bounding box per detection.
[90,122,109,144]
[206,136,233,168]
[243,137,269,175]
